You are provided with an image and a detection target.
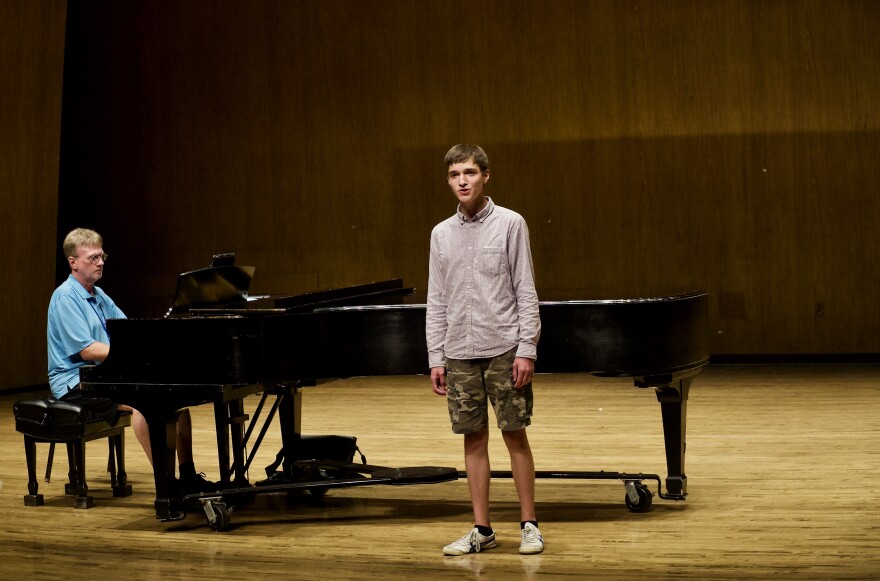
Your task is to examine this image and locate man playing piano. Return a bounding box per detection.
[427,144,544,555]
[47,228,215,494]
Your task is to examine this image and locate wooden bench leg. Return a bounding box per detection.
[65,441,77,495]
[68,440,94,509]
[46,442,56,482]
[110,432,132,497]
[23,435,44,506]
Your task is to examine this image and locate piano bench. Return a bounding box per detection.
[13,397,133,509]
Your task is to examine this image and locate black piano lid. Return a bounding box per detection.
[313,290,709,312]
[189,278,416,316]
[300,291,710,378]
[537,291,711,376]
[538,290,709,306]
[91,283,709,383]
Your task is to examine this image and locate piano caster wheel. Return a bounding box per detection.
[202,500,232,531]
[624,481,654,513]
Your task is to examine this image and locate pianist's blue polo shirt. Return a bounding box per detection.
[47,274,126,398]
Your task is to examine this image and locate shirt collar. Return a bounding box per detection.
[65,273,98,301]
[456,197,495,224]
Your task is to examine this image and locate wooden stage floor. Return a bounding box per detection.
[0,365,878,580]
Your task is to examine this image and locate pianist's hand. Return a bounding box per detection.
[512,357,535,390]
[430,366,447,396]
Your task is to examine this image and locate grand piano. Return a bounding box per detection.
[81,263,709,531]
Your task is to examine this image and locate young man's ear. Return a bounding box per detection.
[484,169,490,182]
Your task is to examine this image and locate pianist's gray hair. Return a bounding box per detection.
[445,144,489,174]
[64,228,104,258]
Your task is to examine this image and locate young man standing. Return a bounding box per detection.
[426,144,544,555]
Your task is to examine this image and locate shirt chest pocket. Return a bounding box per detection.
[475,247,507,277]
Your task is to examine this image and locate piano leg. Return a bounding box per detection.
[214,399,251,486]
[275,383,302,477]
[224,398,251,486]
[213,401,232,485]
[145,408,184,520]
[652,374,694,498]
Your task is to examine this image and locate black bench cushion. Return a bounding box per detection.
[13,397,131,441]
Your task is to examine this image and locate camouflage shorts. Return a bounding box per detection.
[445,347,533,434]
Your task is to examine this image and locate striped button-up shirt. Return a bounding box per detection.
[426,197,541,368]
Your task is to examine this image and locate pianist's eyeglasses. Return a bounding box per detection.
[77,253,109,264]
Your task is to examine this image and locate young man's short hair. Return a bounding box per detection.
[445,144,489,173]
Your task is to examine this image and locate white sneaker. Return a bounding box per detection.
[519,523,544,554]
[443,527,497,555]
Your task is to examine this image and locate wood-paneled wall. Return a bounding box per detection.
[0,0,67,390]
[8,0,878,389]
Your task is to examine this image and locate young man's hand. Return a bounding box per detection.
[430,366,447,395]
[512,357,535,389]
